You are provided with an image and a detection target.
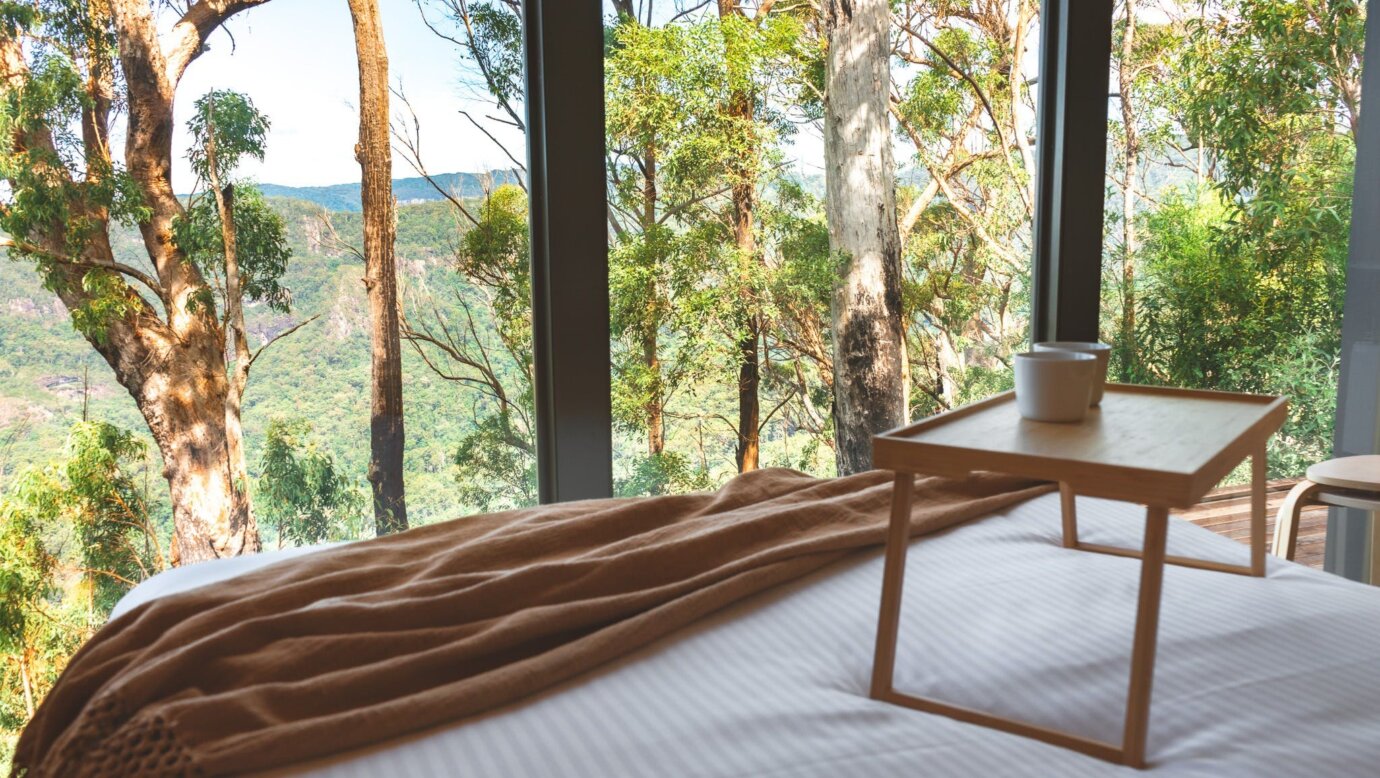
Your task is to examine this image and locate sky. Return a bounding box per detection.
[159,1,1079,192]
[168,0,525,189]
[164,1,835,191]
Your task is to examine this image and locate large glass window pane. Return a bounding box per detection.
[0,0,530,736]
[1100,0,1364,483]
[400,0,534,514]
[604,1,1041,495]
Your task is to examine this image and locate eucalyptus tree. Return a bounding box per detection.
[348,0,408,534]
[0,0,287,564]
[719,0,764,472]
[180,89,300,550]
[606,15,730,463]
[42,422,162,610]
[258,418,367,547]
[607,2,809,476]
[712,1,811,473]
[0,491,53,722]
[823,0,905,474]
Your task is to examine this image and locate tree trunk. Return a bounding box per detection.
[3,10,262,565]
[735,320,761,472]
[1119,0,1139,371]
[823,0,906,475]
[731,168,761,472]
[207,126,257,555]
[349,0,408,534]
[642,142,665,457]
[138,350,258,564]
[19,650,34,718]
[645,331,665,456]
[720,0,761,473]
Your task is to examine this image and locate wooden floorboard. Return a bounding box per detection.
[1174,479,1328,570]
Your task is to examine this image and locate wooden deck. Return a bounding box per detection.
[1175,480,1328,570]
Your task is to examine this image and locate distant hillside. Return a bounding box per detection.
[0,197,494,528]
[257,169,523,212]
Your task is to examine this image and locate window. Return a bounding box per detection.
[1099,1,1365,481]
[0,0,537,745]
[601,1,1044,495]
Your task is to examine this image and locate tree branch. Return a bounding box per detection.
[895,21,1033,216]
[166,0,274,87]
[0,237,165,299]
[391,85,483,226]
[249,314,321,367]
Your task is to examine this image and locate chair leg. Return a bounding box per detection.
[1368,511,1379,587]
[1272,480,1321,561]
[1251,443,1267,576]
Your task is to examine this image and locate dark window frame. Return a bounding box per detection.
[524,0,614,503]
[1030,0,1115,344]
[1327,2,1380,581]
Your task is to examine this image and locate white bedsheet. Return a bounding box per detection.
[115,493,1380,776]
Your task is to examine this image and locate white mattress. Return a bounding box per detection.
[114,493,1380,776]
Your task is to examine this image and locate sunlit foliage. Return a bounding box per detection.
[258,419,369,546]
[0,421,161,752]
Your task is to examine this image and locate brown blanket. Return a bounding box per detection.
[14,468,1050,777]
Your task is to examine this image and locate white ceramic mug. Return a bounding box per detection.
[1013,351,1097,423]
[1033,341,1112,406]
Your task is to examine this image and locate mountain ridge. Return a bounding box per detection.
[255,169,523,212]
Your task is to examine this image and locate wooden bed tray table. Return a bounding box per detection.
[869,384,1288,769]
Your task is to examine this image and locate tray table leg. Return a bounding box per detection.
[871,472,913,698]
[1060,482,1078,548]
[1251,442,1267,576]
[1067,487,1258,577]
[1122,506,1169,768]
[870,481,1177,768]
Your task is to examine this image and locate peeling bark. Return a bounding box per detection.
[3,3,267,564]
[823,0,906,475]
[349,0,408,534]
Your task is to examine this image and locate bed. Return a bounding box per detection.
[112,492,1380,777]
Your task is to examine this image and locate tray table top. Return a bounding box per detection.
[872,384,1286,508]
